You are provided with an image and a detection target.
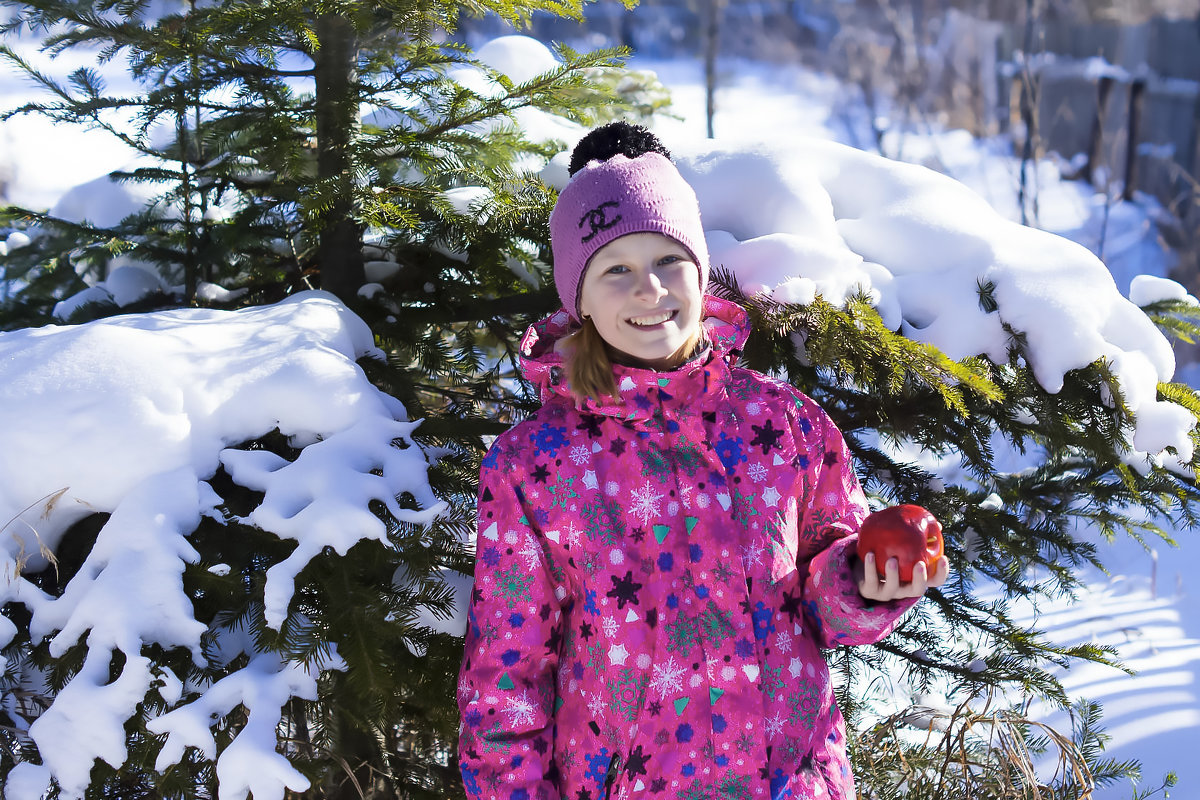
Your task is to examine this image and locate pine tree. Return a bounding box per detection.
[4,2,1200,799]
[0,1,655,798]
[717,282,1200,798]
[0,0,663,318]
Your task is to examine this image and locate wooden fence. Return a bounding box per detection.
[990,17,1200,209]
[466,6,1200,216]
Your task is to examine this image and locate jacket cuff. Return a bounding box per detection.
[805,535,919,648]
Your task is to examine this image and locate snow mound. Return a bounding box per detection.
[476,34,562,84]
[0,292,445,800]
[49,171,167,229]
[671,138,1191,472]
[539,135,1193,469]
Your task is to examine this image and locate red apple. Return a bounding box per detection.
[856,504,944,582]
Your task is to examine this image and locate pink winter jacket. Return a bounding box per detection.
[458,296,918,800]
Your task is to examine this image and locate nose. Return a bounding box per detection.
[634,269,667,300]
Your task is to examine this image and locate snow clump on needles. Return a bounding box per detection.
[678,138,1194,472]
[0,292,446,800]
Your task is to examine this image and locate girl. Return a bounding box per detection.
[457,122,948,800]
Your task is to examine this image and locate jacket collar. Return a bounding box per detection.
[518,295,750,420]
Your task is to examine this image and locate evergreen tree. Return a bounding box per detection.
[0,1,655,798]
[717,281,1200,798]
[3,2,1200,799]
[0,0,663,319]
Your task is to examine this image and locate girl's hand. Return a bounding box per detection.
[856,552,949,601]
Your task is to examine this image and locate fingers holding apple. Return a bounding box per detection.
[855,505,949,599]
[857,550,948,600]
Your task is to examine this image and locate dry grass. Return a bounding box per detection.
[1,486,67,578]
[854,694,1096,800]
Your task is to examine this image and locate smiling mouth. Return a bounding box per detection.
[627,310,678,327]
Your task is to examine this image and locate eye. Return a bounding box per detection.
[659,254,687,266]
[604,264,630,275]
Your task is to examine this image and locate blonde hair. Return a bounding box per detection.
[565,317,705,404]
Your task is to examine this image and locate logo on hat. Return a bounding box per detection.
[579,201,622,243]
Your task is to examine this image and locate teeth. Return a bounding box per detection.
[629,311,673,326]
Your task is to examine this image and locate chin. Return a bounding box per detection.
[638,345,690,369]
[631,342,677,359]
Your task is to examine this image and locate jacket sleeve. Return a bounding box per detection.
[797,404,919,649]
[458,443,566,800]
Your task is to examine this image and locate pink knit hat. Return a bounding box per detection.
[549,152,709,320]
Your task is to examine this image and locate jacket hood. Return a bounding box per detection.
[518,294,751,419]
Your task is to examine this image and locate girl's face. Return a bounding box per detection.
[578,232,703,370]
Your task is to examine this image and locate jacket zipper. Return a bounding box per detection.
[602,381,695,800]
[602,750,622,800]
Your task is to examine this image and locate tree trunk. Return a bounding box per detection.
[1017,0,1038,226]
[704,0,722,139]
[178,100,197,304]
[313,13,365,301]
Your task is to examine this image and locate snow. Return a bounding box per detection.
[195,280,249,303]
[545,133,1191,469]
[48,171,168,229]
[475,34,561,83]
[0,293,444,800]
[1009,533,1200,796]
[4,230,31,250]
[1130,273,1199,307]
[147,649,338,800]
[3,28,1200,800]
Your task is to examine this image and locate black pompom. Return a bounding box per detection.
[567,121,672,176]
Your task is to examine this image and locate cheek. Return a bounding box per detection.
[678,289,703,324]
[578,282,601,318]
[582,281,624,316]
[670,270,701,301]
[676,303,704,342]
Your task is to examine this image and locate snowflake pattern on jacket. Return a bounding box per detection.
[458,296,918,800]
